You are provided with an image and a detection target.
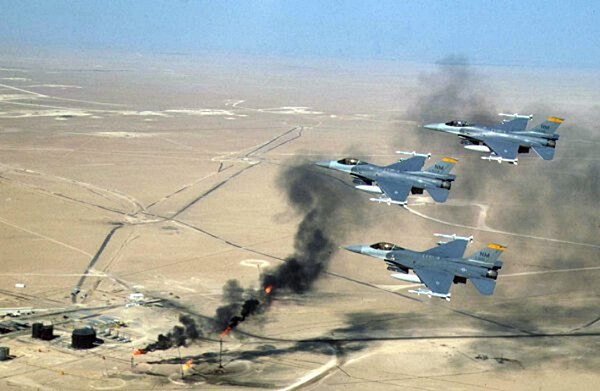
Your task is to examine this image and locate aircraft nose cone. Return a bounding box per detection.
[344,245,365,254]
[315,160,332,169]
[423,123,441,131]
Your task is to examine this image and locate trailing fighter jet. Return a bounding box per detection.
[423,113,564,165]
[344,234,505,301]
[315,152,457,206]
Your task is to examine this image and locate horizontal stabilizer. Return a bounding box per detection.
[470,278,496,296]
[532,145,555,160]
[426,187,450,203]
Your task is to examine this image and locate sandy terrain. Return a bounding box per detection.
[0,53,598,390]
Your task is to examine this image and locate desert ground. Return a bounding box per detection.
[0,52,598,390]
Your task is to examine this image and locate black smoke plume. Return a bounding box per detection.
[222,161,370,334]
[261,161,368,293]
[144,161,370,349]
[143,314,203,352]
[410,54,497,125]
[399,54,500,155]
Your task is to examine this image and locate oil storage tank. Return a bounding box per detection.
[40,324,54,341]
[72,327,96,349]
[0,346,9,361]
[32,322,43,339]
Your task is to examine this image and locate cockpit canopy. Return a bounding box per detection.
[370,242,403,251]
[445,120,473,127]
[337,157,365,165]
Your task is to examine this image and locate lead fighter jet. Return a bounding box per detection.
[315,152,457,206]
[344,234,505,301]
[424,113,564,164]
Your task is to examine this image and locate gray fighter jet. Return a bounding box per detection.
[424,113,564,164]
[345,234,505,301]
[315,152,457,206]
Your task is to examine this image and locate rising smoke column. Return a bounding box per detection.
[410,54,498,125]
[142,161,370,348]
[222,162,369,335]
[261,162,368,293]
[142,314,203,352]
[215,280,267,337]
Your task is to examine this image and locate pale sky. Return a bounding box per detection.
[2,0,599,68]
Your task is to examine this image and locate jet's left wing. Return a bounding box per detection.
[482,138,519,160]
[413,269,454,295]
[375,179,411,203]
[497,117,529,132]
[423,239,469,258]
[384,156,427,172]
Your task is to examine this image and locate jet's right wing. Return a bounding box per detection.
[423,239,470,258]
[413,268,454,296]
[375,178,411,203]
[384,156,428,172]
[481,137,519,160]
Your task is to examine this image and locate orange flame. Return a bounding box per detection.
[220,326,232,338]
[132,349,144,356]
[183,358,193,370]
[265,285,273,294]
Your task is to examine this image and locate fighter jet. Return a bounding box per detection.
[315,152,457,206]
[424,113,564,164]
[344,234,505,301]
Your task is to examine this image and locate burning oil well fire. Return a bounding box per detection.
[138,162,369,354]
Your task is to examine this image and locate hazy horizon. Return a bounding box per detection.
[2,0,600,69]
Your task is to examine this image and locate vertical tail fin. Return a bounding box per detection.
[529,117,564,135]
[468,244,505,268]
[425,157,458,175]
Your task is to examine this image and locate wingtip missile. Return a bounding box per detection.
[369,197,407,206]
[481,155,518,165]
[498,113,533,120]
[396,150,431,159]
[434,233,473,243]
[408,288,451,301]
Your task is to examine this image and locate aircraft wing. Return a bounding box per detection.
[384,156,427,172]
[413,269,454,295]
[497,117,529,132]
[423,239,469,258]
[481,138,519,160]
[375,178,411,203]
